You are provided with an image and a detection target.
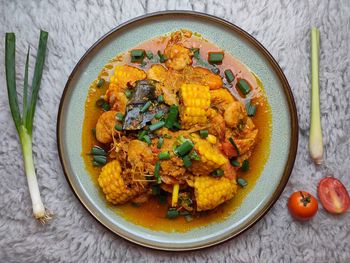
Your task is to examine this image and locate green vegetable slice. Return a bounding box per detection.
[157,137,164,149]
[174,141,194,156]
[154,161,161,184]
[149,121,165,131]
[245,100,257,117]
[224,69,235,83]
[142,135,152,145]
[230,158,240,167]
[114,124,123,131]
[210,168,224,177]
[199,130,209,138]
[97,79,105,88]
[208,52,224,64]
[116,112,124,121]
[167,208,179,219]
[237,79,251,95]
[237,177,248,187]
[157,50,168,63]
[130,49,145,63]
[140,101,152,113]
[93,155,107,165]
[90,146,106,156]
[229,137,240,156]
[165,105,179,129]
[158,151,170,160]
[182,155,192,168]
[124,89,133,98]
[240,160,249,172]
[157,95,164,103]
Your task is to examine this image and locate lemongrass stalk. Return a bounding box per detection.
[309,27,324,164]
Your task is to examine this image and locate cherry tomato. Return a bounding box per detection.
[288,191,318,220]
[318,177,350,214]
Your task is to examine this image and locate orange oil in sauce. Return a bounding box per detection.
[82,32,272,232]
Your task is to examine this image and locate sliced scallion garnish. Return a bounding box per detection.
[157,50,168,63]
[116,112,124,121]
[149,120,165,131]
[210,168,224,177]
[237,79,251,95]
[154,161,161,184]
[90,146,106,156]
[237,177,248,187]
[158,151,170,160]
[157,137,164,149]
[240,160,249,172]
[229,137,240,156]
[224,69,235,83]
[199,129,209,138]
[97,78,105,88]
[182,155,192,168]
[208,52,224,64]
[174,140,194,156]
[165,105,179,129]
[114,124,123,131]
[166,208,179,219]
[140,101,152,113]
[245,100,257,117]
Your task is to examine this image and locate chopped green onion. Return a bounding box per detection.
[166,208,179,219]
[92,128,96,138]
[151,185,160,195]
[240,160,249,172]
[157,50,168,63]
[90,146,106,156]
[157,95,164,103]
[138,130,148,140]
[182,155,192,168]
[140,101,152,113]
[210,168,224,177]
[237,177,248,187]
[245,100,257,117]
[174,141,194,156]
[154,161,161,184]
[190,47,200,59]
[208,52,224,64]
[172,121,181,130]
[230,158,240,167]
[184,214,194,222]
[125,89,133,98]
[93,155,107,165]
[130,49,145,63]
[158,151,170,160]
[199,130,209,138]
[224,69,235,83]
[309,27,323,165]
[93,161,102,167]
[164,134,172,139]
[149,120,165,131]
[229,137,240,156]
[165,105,179,129]
[237,79,251,95]
[5,31,50,223]
[154,111,164,119]
[114,124,123,131]
[146,51,154,60]
[140,60,147,68]
[157,137,164,149]
[189,151,200,161]
[95,98,110,111]
[116,112,124,121]
[142,134,152,145]
[97,78,105,88]
[211,67,220,75]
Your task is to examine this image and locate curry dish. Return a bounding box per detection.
[82,30,272,231]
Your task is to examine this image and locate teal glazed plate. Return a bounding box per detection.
[57,11,298,251]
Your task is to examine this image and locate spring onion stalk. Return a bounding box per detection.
[309,27,324,165]
[5,31,51,223]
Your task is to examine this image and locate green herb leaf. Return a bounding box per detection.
[182,155,192,168]
[97,78,105,88]
[158,151,170,160]
[210,168,224,177]
[157,137,164,149]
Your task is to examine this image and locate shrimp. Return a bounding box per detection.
[210,89,235,113]
[207,108,226,140]
[95,111,117,144]
[193,67,223,90]
[224,101,247,128]
[105,83,128,113]
[164,44,192,71]
[147,64,168,82]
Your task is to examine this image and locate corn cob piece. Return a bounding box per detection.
[110,65,146,90]
[190,136,228,175]
[193,175,237,211]
[179,84,210,129]
[98,160,142,205]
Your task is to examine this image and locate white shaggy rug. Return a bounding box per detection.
[1,0,349,262]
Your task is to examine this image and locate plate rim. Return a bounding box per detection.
[57,10,299,251]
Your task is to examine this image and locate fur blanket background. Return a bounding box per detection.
[1,0,349,262]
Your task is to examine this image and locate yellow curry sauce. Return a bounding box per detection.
[82,31,272,232]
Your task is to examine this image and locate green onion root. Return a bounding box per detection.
[309,27,324,165]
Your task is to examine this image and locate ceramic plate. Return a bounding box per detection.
[57,11,298,251]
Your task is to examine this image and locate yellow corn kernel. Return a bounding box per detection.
[189,137,228,175]
[98,160,142,205]
[206,134,217,144]
[193,175,237,211]
[171,183,180,207]
[179,84,211,129]
[110,65,146,90]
